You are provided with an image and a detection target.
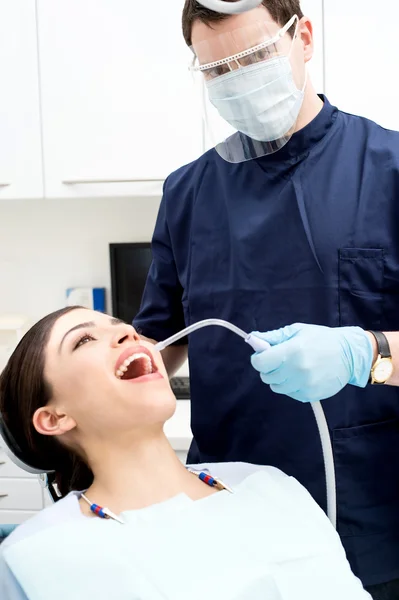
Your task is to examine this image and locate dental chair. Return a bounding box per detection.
[0,525,17,544]
[0,419,60,546]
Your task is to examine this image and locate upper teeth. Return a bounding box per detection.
[115,352,152,379]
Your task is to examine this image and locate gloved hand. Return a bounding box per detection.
[250,323,374,402]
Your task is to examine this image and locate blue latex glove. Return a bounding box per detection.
[250,323,374,402]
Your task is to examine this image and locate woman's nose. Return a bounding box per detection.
[111,324,140,346]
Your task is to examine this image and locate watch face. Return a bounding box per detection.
[373,359,394,383]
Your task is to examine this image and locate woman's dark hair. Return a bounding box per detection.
[0,306,94,497]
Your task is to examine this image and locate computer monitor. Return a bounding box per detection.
[109,242,152,324]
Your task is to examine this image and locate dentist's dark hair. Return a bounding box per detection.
[0,306,94,498]
[182,0,304,46]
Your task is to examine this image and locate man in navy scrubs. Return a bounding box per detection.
[134,2,399,597]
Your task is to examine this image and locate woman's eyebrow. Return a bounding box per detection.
[59,318,125,352]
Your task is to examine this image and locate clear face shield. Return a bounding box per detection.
[190,15,307,163]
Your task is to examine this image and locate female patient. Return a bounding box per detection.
[0,306,370,600]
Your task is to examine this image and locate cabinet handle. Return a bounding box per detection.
[0,461,6,466]
[0,183,10,187]
[62,178,164,185]
[0,494,9,498]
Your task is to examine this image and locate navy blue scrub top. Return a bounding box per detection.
[134,96,399,587]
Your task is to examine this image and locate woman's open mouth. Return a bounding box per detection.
[115,346,162,383]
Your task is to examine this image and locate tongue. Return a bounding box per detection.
[121,357,151,380]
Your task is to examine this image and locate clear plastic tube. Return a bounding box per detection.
[154,318,337,528]
[154,319,249,351]
[310,402,336,528]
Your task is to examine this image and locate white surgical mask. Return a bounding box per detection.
[206,55,306,143]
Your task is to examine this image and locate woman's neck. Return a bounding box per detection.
[80,431,215,515]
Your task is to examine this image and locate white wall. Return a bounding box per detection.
[0,195,190,377]
[0,196,160,321]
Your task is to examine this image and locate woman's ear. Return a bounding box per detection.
[298,16,314,63]
[33,406,76,437]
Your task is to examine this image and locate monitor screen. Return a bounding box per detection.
[109,243,152,324]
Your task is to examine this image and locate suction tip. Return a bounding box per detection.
[245,334,271,353]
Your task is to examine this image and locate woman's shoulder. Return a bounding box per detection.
[1,492,83,550]
[194,462,333,528]
[188,461,291,487]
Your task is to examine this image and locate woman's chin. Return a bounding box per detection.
[120,376,176,413]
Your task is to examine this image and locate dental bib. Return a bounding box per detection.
[3,471,367,600]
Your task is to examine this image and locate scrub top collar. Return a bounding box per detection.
[256,95,338,165]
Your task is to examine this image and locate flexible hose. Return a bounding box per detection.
[310,402,336,528]
[154,319,249,351]
[155,319,337,527]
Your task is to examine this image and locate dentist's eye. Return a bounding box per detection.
[73,333,96,350]
[204,64,230,80]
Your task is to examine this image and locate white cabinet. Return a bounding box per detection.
[36,0,203,199]
[0,479,43,511]
[324,0,399,129]
[0,0,43,200]
[164,400,192,454]
[0,450,44,524]
[0,455,35,479]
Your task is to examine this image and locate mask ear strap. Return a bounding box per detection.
[301,68,308,93]
[288,16,300,58]
[287,16,308,94]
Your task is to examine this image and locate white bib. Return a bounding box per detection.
[3,471,369,600]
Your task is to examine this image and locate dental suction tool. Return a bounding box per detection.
[154,319,337,528]
[154,318,268,352]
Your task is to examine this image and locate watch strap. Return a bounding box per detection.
[368,331,391,358]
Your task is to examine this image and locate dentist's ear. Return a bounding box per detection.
[298,16,314,63]
[33,406,76,437]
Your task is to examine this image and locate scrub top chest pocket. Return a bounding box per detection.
[338,248,385,330]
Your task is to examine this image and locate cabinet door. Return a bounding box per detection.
[0,1,43,199]
[0,479,43,510]
[203,0,324,151]
[0,451,36,479]
[324,0,399,129]
[37,0,203,198]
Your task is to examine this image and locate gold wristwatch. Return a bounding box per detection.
[368,331,394,385]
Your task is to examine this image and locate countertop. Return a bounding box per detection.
[164,400,192,451]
